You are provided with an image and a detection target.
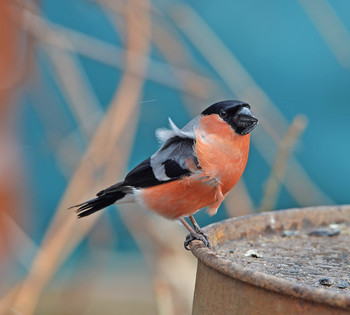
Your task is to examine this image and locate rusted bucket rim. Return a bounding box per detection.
[190,205,350,310]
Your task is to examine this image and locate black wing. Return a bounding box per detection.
[123,136,198,189]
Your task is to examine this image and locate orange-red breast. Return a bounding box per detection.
[71,100,258,249]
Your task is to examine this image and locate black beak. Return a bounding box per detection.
[235,107,258,135]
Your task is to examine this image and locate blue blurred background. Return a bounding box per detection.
[1,0,350,314]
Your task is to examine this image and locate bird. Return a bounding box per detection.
[71,100,258,250]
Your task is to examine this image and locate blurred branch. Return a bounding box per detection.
[154,277,175,315]
[43,45,103,138]
[0,1,33,312]
[0,0,29,271]
[259,115,308,212]
[299,0,350,69]
[170,4,333,207]
[0,212,39,313]
[170,5,284,142]
[96,0,216,100]
[118,205,196,315]
[9,1,152,314]
[252,129,331,207]
[1,212,39,270]
[23,9,213,98]
[0,1,30,91]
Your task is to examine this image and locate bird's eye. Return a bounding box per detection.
[219,110,227,118]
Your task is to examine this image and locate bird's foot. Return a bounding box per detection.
[184,230,211,250]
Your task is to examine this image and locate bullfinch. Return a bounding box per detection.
[71,100,258,249]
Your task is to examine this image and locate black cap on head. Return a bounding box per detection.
[202,100,258,135]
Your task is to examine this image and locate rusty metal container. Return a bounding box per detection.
[191,205,350,314]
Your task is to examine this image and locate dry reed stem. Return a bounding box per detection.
[9,1,151,314]
[23,9,212,97]
[43,46,103,138]
[0,2,35,312]
[1,212,39,270]
[259,115,308,212]
[97,0,215,100]
[170,5,283,142]
[154,277,175,315]
[0,8,34,312]
[170,4,333,207]
[8,63,138,314]
[0,284,22,315]
[118,205,196,315]
[253,128,330,207]
[299,0,350,69]
[0,211,41,314]
[0,1,29,91]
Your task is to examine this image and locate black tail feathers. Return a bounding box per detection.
[70,183,131,218]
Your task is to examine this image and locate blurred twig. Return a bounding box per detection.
[259,115,308,212]
[0,0,31,91]
[96,0,216,100]
[118,205,196,315]
[0,1,33,312]
[170,5,283,142]
[9,1,151,314]
[0,0,29,273]
[154,277,175,315]
[299,0,350,69]
[23,9,213,98]
[43,45,103,138]
[1,212,39,270]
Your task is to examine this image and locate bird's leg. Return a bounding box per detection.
[189,215,201,232]
[188,215,210,247]
[180,217,211,250]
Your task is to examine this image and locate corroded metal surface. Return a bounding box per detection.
[191,205,350,314]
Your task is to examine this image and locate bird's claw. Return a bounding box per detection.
[184,230,211,250]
